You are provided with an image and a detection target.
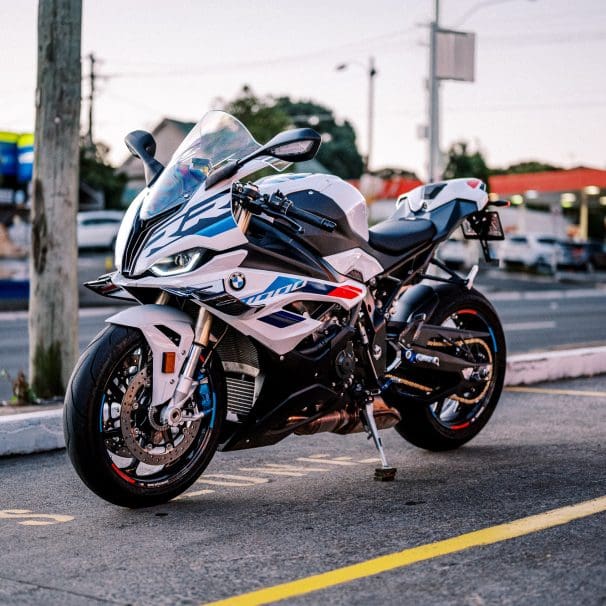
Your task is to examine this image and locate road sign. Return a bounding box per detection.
[436,29,475,82]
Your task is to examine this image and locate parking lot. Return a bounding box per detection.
[1,375,604,605]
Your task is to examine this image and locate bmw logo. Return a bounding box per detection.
[229,272,246,291]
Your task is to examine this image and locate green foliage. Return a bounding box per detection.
[223,87,365,179]
[442,141,490,187]
[372,167,419,180]
[275,97,364,179]
[80,141,127,209]
[32,341,63,398]
[223,86,291,144]
[490,161,563,175]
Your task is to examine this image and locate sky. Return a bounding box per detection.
[1,0,605,179]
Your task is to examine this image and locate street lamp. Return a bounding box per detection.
[336,57,377,172]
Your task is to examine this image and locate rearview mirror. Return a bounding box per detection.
[124,130,164,186]
[125,130,156,159]
[262,128,321,162]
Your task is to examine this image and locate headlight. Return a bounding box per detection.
[149,248,205,277]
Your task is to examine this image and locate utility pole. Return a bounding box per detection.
[428,0,440,183]
[367,56,377,173]
[336,57,378,173]
[30,0,82,397]
[87,52,96,149]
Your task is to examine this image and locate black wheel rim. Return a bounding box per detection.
[430,308,499,431]
[97,339,217,488]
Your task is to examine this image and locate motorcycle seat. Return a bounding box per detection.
[368,218,436,254]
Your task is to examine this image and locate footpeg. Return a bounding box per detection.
[362,400,397,482]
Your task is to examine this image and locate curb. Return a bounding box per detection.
[0,408,63,456]
[505,345,606,386]
[2,346,606,458]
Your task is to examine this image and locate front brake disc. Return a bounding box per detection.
[120,367,201,465]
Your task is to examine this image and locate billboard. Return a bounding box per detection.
[0,132,19,182]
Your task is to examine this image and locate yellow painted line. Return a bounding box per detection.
[196,474,270,487]
[174,489,215,500]
[239,467,307,477]
[202,495,606,606]
[296,457,357,466]
[505,386,606,398]
[0,509,74,525]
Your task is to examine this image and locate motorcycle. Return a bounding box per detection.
[64,111,508,507]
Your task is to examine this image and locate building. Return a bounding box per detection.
[488,167,606,240]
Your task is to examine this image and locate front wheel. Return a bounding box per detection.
[385,290,506,451]
[64,324,226,508]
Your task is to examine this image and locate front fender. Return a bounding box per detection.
[106,304,194,405]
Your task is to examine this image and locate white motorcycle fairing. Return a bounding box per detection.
[105,304,194,406]
[112,264,366,356]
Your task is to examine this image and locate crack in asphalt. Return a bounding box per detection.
[0,572,128,605]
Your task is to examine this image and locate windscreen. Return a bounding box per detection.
[140,111,272,220]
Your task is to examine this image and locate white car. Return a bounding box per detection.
[436,238,478,269]
[499,234,561,273]
[77,211,124,250]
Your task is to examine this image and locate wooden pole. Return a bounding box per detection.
[29,0,82,397]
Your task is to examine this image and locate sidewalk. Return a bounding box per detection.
[2,344,605,457]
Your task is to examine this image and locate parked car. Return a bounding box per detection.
[77,211,124,250]
[436,238,478,270]
[556,239,590,271]
[499,234,559,274]
[583,240,606,270]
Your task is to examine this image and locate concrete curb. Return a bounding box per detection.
[505,346,606,386]
[0,408,64,456]
[2,346,605,457]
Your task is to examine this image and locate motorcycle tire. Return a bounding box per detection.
[388,289,506,452]
[64,324,226,508]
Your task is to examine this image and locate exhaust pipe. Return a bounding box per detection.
[288,398,401,436]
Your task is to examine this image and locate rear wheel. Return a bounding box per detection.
[64,324,226,507]
[386,290,506,451]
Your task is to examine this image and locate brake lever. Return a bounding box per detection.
[265,208,304,234]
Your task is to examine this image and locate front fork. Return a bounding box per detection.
[162,308,213,427]
[160,204,250,427]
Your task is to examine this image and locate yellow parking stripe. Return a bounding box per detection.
[203,495,606,606]
[505,386,606,398]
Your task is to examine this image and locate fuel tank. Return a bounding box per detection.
[256,173,369,244]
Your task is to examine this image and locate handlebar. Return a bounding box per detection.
[232,182,337,233]
[286,204,337,232]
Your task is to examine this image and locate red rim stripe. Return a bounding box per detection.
[112,463,136,484]
[450,421,471,430]
[456,309,478,316]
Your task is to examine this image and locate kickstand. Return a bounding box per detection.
[362,400,397,481]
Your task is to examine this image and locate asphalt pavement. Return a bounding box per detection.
[0,375,604,605]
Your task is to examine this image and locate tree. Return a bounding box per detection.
[490,161,563,175]
[222,86,291,144]
[223,87,365,180]
[275,97,364,179]
[80,141,127,210]
[30,0,82,398]
[442,141,490,187]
